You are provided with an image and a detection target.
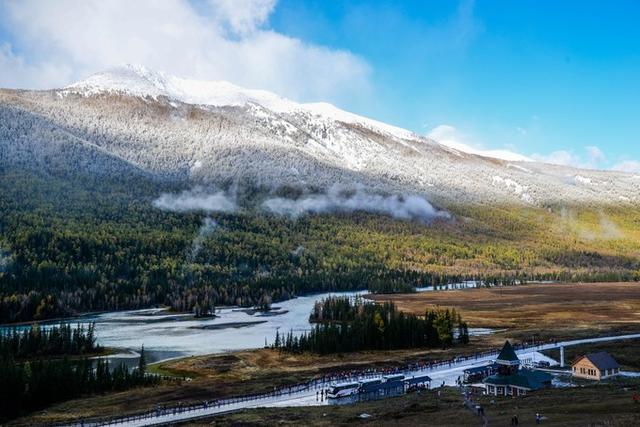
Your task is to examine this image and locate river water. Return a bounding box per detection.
[1,287,494,367]
[53,291,368,366]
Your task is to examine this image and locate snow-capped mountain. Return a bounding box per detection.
[64,65,416,141]
[1,64,638,206]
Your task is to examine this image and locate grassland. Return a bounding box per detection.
[178,388,476,427]
[173,380,640,427]
[369,281,640,341]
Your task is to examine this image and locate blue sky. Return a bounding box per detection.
[269,0,640,169]
[1,0,639,171]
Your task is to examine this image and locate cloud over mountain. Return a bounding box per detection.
[153,188,237,213]
[0,0,370,104]
[262,187,450,221]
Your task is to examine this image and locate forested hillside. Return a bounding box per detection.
[1,166,639,323]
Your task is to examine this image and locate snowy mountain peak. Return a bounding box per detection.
[3,65,640,207]
[65,64,418,141]
[65,64,290,109]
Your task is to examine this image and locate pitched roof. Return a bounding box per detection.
[574,351,620,370]
[497,340,519,362]
[483,369,552,390]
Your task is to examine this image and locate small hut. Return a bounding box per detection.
[572,352,620,380]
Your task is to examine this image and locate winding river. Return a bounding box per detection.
[1,286,493,366]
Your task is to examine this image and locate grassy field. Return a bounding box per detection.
[369,281,640,341]
[471,379,640,427]
[175,381,640,427]
[11,344,498,426]
[177,388,476,427]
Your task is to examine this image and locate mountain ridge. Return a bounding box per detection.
[2,65,639,208]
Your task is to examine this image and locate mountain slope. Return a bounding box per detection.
[1,64,639,207]
[2,66,640,323]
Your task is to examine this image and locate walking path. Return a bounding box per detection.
[58,332,640,427]
[462,388,488,427]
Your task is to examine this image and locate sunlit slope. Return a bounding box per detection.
[2,65,640,208]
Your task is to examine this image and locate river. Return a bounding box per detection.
[1,288,493,367]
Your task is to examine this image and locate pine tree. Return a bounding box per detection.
[138,345,147,375]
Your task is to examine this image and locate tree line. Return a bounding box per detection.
[275,297,469,354]
[0,344,158,421]
[1,168,639,324]
[0,322,99,359]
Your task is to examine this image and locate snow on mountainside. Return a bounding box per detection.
[1,64,639,207]
[64,65,417,141]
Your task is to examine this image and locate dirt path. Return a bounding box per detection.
[462,387,489,427]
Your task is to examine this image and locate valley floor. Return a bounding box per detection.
[179,380,640,427]
[368,281,640,341]
[8,281,640,426]
[11,333,640,426]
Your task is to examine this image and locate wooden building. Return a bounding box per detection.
[483,341,552,396]
[572,352,620,380]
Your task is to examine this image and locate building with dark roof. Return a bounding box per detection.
[463,363,498,383]
[496,340,520,367]
[356,379,405,401]
[483,341,553,396]
[572,351,620,380]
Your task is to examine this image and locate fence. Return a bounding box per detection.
[50,338,559,427]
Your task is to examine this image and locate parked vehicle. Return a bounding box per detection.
[327,382,360,399]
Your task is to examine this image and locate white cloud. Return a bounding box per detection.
[208,0,276,35]
[0,42,73,89]
[586,145,606,164]
[428,124,640,172]
[262,187,450,222]
[531,146,607,169]
[612,160,640,173]
[0,0,370,103]
[427,124,531,162]
[153,188,237,213]
[530,150,583,167]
